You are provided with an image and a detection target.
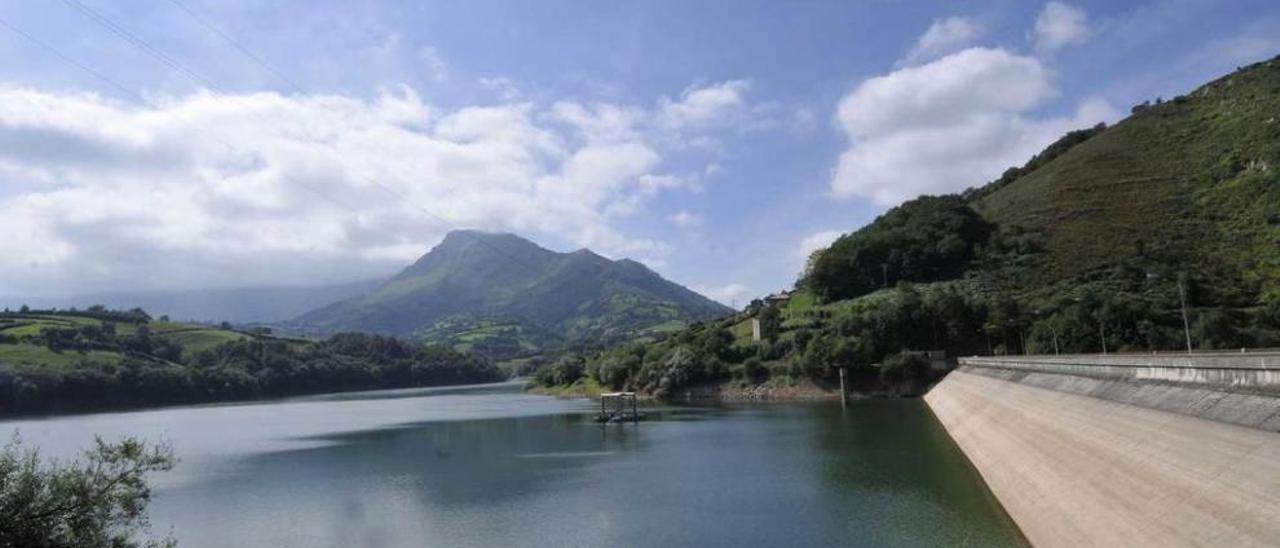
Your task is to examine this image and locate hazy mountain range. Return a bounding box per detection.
[1,280,383,324]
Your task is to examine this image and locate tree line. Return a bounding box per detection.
[0,312,504,413]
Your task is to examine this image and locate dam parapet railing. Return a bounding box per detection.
[958,351,1280,393]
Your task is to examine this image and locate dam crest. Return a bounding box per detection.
[926,352,1280,547]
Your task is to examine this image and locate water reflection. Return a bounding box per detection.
[1,383,1024,548]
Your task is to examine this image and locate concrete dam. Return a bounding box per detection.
[925,352,1280,547]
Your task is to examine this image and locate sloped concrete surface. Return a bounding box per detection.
[961,366,1280,431]
[927,370,1280,547]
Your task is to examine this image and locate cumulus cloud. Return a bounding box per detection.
[695,283,751,306]
[900,16,985,66]
[658,80,750,130]
[0,82,756,294]
[478,77,522,101]
[794,229,843,271]
[1034,2,1090,54]
[830,47,1118,205]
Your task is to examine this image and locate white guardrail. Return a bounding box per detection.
[958,352,1280,389]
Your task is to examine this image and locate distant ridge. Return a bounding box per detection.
[291,230,731,358]
[2,279,383,324]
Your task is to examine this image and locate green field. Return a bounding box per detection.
[0,313,258,368]
[0,344,124,368]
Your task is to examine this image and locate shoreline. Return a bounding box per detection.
[526,378,916,402]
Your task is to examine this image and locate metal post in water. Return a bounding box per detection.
[839,367,847,408]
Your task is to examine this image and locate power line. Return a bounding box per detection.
[1,6,535,361]
[0,13,406,267]
[163,0,305,94]
[93,0,544,274]
[0,15,143,103]
[60,0,224,92]
[53,0,542,276]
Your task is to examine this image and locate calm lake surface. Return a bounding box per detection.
[2,382,1025,547]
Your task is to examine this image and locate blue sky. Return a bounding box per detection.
[0,0,1277,304]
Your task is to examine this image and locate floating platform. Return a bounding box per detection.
[596,391,642,423]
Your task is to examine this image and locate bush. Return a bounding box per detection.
[0,436,176,548]
[534,355,585,386]
[879,351,930,385]
[741,357,767,383]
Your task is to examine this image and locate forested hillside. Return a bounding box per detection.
[0,307,502,413]
[534,55,1280,397]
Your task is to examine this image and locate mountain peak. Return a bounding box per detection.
[439,229,519,246]
[294,231,732,357]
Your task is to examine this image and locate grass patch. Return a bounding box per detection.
[525,376,604,398]
[0,343,123,368]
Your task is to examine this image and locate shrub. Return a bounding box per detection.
[879,351,930,385]
[0,436,176,548]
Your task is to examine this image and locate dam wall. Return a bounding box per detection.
[926,353,1280,547]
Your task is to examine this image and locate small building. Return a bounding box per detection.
[763,291,792,308]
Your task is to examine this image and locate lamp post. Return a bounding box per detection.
[1148,273,1193,354]
[1176,278,1193,355]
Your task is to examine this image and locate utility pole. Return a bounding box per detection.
[1178,278,1193,354]
[881,264,889,288]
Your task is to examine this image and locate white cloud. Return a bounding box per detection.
[478,77,522,101]
[550,101,644,143]
[793,229,843,271]
[417,46,448,81]
[1034,2,1090,54]
[0,82,756,294]
[695,283,751,306]
[658,80,750,130]
[901,16,985,66]
[668,211,703,229]
[830,47,1117,205]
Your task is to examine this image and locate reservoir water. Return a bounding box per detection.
[1,381,1025,547]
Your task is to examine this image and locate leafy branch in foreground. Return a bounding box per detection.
[0,436,177,548]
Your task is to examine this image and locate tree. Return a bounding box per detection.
[879,351,930,391]
[533,355,584,387]
[801,195,995,301]
[1194,308,1249,350]
[0,436,176,548]
[757,306,781,342]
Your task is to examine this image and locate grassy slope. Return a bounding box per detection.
[975,56,1280,305]
[0,314,253,367]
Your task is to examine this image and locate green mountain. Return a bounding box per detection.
[537,55,1280,397]
[811,55,1280,310]
[291,230,731,357]
[969,55,1280,305]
